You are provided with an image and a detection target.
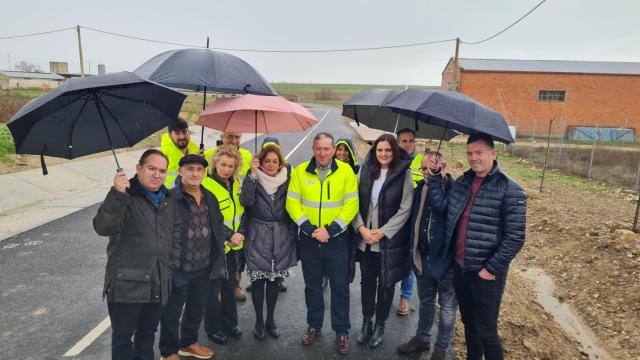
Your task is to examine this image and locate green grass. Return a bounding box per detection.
[303,99,344,108]
[0,123,16,157]
[271,83,439,95]
[437,142,621,194]
[0,88,47,99]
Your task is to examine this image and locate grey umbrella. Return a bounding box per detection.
[7,71,186,174]
[134,48,278,148]
[342,88,459,140]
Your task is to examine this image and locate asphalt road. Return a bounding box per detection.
[0,105,452,360]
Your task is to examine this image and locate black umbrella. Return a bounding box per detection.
[342,88,459,140]
[134,48,278,148]
[7,71,186,175]
[385,88,514,145]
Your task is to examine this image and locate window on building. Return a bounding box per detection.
[538,90,566,102]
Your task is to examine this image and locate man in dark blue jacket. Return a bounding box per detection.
[441,133,527,360]
[397,151,457,360]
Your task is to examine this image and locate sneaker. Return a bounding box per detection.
[396,298,411,315]
[178,343,214,359]
[397,337,430,354]
[160,354,180,360]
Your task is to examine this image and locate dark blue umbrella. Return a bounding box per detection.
[342,88,459,140]
[385,88,514,144]
[7,71,186,174]
[134,48,278,148]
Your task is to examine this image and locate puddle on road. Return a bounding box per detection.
[520,267,612,360]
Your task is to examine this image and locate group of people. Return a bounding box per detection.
[93,117,527,360]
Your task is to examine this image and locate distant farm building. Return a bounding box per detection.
[441,58,640,140]
[0,70,65,90]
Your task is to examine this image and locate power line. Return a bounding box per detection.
[0,27,75,40]
[461,0,547,45]
[83,26,458,53]
[0,1,547,51]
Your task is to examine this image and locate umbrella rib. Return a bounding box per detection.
[15,95,86,154]
[101,92,180,124]
[67,97,91,159]
[100,100,136,147]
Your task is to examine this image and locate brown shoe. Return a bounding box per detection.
[178,343,214,359]
[160,354,180,360]
[301,327,320,345]
[234,273,247,301]
[397,298,410,315]
[336,335,351,355]
[397,337,430,354]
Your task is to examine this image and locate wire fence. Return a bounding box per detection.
[507,117,640,192]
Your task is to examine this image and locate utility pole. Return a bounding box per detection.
[7,53,11,70]
[453,37,460,91]
[76,25,85,77]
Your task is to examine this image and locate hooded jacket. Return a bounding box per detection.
[335,138,360,174]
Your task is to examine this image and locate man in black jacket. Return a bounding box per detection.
[93,149,182,360]
[159,155,236,360]
[440,134,527,360]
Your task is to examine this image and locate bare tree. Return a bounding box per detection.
[14,61,43,73]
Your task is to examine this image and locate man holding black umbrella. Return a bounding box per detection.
[93,149,182,360]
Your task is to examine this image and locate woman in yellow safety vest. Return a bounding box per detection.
[202,145,246,343]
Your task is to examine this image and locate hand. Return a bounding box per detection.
[358,226,373,244]
[478,268,496,280]
[114,172,130,193]
[312,227,330,243]
[250,157,260,176]
[229,233,244,247]
[197,148,205,156]
[369,229,385,244]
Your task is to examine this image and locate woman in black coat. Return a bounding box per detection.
[240,142,297,340]
[352,134,413,348]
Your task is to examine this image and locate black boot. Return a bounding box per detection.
[356,317,373,345]
[254,321,265,340]
[368,322,385,348]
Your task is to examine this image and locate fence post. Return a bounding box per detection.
[529,118,536,161]
[634,159,640,193]
[540,118,555,192]
[587,124,598,179]
[556,118,565,170]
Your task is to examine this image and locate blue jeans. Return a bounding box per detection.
[299,232,350,336]
[400,270,415,299]
[414,267,457,350]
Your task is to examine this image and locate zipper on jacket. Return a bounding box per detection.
[327,180,331,199]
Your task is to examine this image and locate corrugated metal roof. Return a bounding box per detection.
[0,70,65,80]
[457,58,640,75]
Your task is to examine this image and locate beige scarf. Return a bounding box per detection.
[256,166,288,195]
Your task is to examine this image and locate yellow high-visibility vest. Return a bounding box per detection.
[160,133,200,188]
[410,153,425,188]
[286,159,358,231]
[202,175,244,253]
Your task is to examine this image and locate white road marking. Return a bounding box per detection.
[285,109,331,160]
[63,316,111,357]
[60,108,332,358]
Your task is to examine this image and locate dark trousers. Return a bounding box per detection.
[452,264,507,360]
[204,253,239,335]
[359,248,395,322]
[107,301,162,360]
[159,270,210,356]
[299,232,350,336]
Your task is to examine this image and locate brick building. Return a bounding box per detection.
[441,58,640,139]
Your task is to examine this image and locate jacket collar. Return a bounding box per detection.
[171,176,207,201]
[305,157,338,174]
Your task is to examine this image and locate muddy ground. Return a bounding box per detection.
[353,139,639,360]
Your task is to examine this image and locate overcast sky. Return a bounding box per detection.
[1,0,639,85]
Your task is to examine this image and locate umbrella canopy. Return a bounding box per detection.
[385,88,514,144]
[7,71,185,173]
[342,88,458,141]
[196,94,318,152]
[134,48,277,96]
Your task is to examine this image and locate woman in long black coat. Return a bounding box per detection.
[352,134,413,348]
[240,141,297,340]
